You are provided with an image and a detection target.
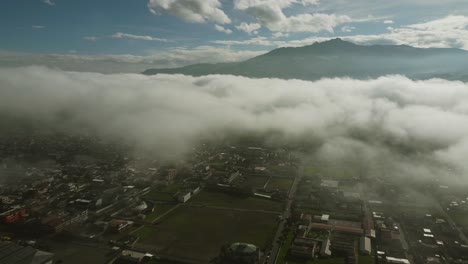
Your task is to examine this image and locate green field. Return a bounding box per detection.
[304,165,317,178]
[143,190,175,202]
[46,238,111,264]
[269,165,296,177]
[281,258,344,264]
[135,205,278,262]
[190,190,283,212]
[267,178,293,191]
[136,225,159,241]
[450,211,468,234]
[145,204,176,222]
[243,176,269,188]
[276,229,295,264]
[358,256,375,264]
[313,258,346,264]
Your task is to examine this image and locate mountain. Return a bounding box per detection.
[143,39,468,81]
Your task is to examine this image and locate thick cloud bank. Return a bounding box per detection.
[1,67,468,185]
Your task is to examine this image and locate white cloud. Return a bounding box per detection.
[345,15,468,49]
[213,36,277,46]
[214,15,468,50]
[147,0,231,24]
[42,0,55,6]
[0,46,265,73]
[272,32,289,38]
[234,0,350,32]
[272,13,351,33]
[111,32,168,42]
[32,25,45,29]
[83,36,98,41]
[341,25,356,33]
[2,67,468,185]
[236,22,261,34]
[214,24,233,34]
[384,19,394,24]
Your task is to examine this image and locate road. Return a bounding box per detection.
[268,166,303,264]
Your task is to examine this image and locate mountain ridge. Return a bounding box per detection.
[143,39,468,81]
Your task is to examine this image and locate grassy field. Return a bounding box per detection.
[267,178,293,191]
[136,225,159,241]
[269,165,296,177]
[135,205,278,263]
[281,258,344,264]
[190,190,283,212]
[243,176,269,188]
[276,229,295,264]
[313,258,346,264]
[46,238,111,264]
[303,165,317,178]
[358,255,375,264]
[145,204,176,222]
[450,211,468,234]
[143,190,175,202]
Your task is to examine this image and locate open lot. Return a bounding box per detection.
[135,205,278,263]
[190,190,283,212]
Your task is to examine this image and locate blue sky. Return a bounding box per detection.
[1,0,468,72]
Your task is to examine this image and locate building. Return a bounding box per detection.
[290,238,317,259]
[359,236,371,255]
[110,220,134,233]
[221,243,260,264]
[320,180,339,189]
[0,242,54,264]
[228,171,241,184]
[386,256,410,263]
[113,250,153,264]
[177,191,191,203]
[320,238,332,257]
[290,245,315,259]
[0,206,27,224]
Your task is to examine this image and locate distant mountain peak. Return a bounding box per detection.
[142,41,468,82]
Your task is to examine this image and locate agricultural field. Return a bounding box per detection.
[189,190,283,212]
[135,205,278,263]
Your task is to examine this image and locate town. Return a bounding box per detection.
[0,132,467,264]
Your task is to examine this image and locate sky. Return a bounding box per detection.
[1,0,468,72]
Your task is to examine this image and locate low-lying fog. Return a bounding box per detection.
[1,66,467,185]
